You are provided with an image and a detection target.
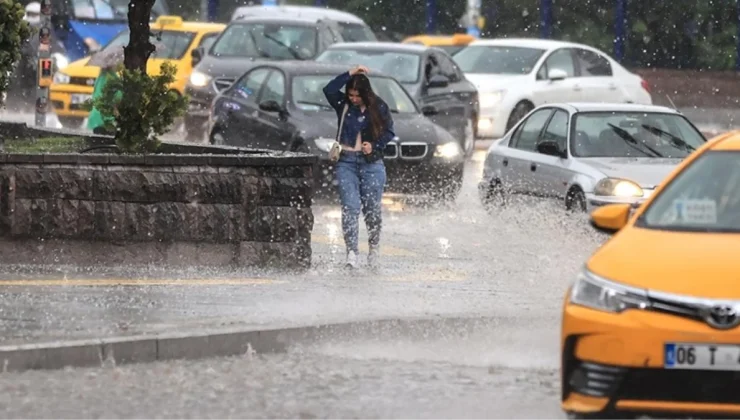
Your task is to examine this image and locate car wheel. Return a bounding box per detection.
[565,188,587,212]
[461,117,475,157]
[480,179,506,210]
[210,130,226,146]
[185,118,206,143]
[506,101,533,132]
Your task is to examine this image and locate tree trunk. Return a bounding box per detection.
[123,0,156,72]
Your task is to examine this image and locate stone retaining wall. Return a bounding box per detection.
[0,152,317,269]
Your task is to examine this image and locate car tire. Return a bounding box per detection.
[185,118,207,143]
[565,188,587,212]
[506,101,534,132]
[480,179,506,211]
[209,129,226,146]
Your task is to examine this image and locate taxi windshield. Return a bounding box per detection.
[638,151,740,233]
[102,30,195,59]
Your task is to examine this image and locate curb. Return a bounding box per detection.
[0,315,501,373]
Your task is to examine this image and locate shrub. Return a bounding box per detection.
[0,0,32,102]
[92,61,187,154]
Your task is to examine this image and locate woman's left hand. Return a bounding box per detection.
[361,142,373,154]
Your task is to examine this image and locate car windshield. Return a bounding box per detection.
[72,0,167,20]
[638,151,740,233]
[210,22,317,59]
[453,45,545,74]
[292,75,417,114]
[439,45,467,56]
[571,112,706,158]
[315,50,421,84]
[337,22,377,41]
[101,30,196,60]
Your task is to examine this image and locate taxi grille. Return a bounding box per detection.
[568,361,625,398]
[617,368,740,404]
[70,77,95,86]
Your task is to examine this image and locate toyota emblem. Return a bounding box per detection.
[704,304,740,329]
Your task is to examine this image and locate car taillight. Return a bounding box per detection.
[641,79,650,92]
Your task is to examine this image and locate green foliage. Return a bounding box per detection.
[5,136,87,153]
[92,62,187,154]
[0,0,32,99]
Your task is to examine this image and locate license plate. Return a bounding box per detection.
[71,94,91,104]
[665,342,740,370]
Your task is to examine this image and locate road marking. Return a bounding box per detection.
[386,268,468,282]
[0,278,283,287]
[312,234,417,257]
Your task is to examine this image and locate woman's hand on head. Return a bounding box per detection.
[349,65,370,76]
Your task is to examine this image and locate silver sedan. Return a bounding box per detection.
[478,103,708,212]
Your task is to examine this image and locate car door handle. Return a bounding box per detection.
[502,158,508,167]
[530,162,537,172]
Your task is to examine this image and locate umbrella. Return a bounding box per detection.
[87,40,166,70]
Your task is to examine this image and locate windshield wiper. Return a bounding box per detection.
[262,33,302,60]
[641,124,697,153]
[295,100,332,110]
[607,123,663,157]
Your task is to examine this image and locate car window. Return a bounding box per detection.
[539,110,569,152]
[198,33,220,52]
[511,109,553,152]
[211,22,318,60]
[453,45,545,74]
[291,75,417,113]
[316,49,421,84]
[434,53,462,82]
[570,112,706,158]
[233,68,270,102]
[575,49,613,77]
[538,48,575,80]
[639,151,740,233]
[336,22,377,42]
[259,70,286,105]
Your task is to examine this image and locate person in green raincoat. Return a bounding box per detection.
[87,64,123,135]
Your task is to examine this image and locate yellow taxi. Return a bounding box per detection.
[49,16,225,128]
[402,33,475,56]
[562,130,740,418]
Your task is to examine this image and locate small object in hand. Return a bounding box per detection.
[361,142,372,154]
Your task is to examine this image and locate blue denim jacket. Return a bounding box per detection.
[322,71,395,150]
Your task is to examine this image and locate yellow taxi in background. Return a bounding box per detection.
[49,16,225,128]
[562,130,740,418]
[402,33,475,56]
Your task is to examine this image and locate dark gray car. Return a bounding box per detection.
[314,42,480,157]
[183,13,376,142]
[207,62,466,202]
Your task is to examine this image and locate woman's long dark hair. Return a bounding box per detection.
[345,74,384,141]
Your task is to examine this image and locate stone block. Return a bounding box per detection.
[94,170,183,203]
[192,204,240,243]
[179,173,242,205]
[94,201,125,240]
[77,200,96,239]
[47,199,79,238]
[247,206,299,242]
[260,177,312,207]
[124,203,155,241]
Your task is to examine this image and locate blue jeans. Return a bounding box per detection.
[335,151,387,254]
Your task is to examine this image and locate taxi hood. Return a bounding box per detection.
[587,226,740,299]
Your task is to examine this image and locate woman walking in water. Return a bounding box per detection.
[323,65,395,269]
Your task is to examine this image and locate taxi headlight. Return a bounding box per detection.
[480,90,505,108]
[570,269,650,313]
[189,71,211,87]
[593,178,644,197]
[434,141,462,158]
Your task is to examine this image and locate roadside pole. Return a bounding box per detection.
[35,0,53,127]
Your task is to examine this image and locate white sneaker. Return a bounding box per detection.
[345,251,358,269]
[368,247,380,269]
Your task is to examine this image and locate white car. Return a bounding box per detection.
[479,103,707,213]
[453,38,652,139]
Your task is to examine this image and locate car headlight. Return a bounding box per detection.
[593,178,644,197]
[313,137,336,153]
[53,72,70,84]
[189,71,212,87]
[570,269,650,313]
[434,141,462,158]
[479,90,505,108]
[52,53,69,70]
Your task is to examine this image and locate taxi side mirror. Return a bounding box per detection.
[192,47,203,67]
[590,203,632,234]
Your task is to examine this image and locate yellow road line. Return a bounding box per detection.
[312,234,417,257]
[386,268,468,282]
[0,278,282,287]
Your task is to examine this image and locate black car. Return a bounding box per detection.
[183,13,376,142]
[207,62,466,202]
[314,42,480,157]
